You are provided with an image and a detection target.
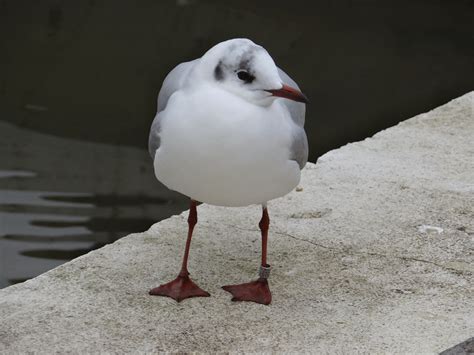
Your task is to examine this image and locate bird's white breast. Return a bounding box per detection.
[153,85,300,206]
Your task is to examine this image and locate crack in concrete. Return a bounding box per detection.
[273,230,334,250]
[275,230,470,275]
[196,219,469,275]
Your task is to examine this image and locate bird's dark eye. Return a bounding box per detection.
[237,70,255,83]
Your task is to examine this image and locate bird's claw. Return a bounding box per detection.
[222,278,272,305]
[149,274,210,302]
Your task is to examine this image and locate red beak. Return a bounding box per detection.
[266,84,309,104]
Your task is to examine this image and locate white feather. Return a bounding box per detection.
[154,84,301,206]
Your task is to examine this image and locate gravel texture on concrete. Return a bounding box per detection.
[0,93,473,354]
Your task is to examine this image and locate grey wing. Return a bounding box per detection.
[148,59,198,159]
[278,67,309,169]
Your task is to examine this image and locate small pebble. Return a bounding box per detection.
[418,225,443,234]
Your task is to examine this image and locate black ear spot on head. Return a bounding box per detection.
[237,70,255,83]
[214,61,224,81]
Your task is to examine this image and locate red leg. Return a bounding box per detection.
[222,205,272,305]
[149,200,210,302]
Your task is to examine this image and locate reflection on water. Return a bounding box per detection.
[0,189,94,208]
[0,171,37,179]
[0,122,188,288]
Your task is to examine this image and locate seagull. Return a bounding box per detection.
[148,38,308,305]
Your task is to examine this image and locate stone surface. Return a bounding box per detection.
[0,93,473,353]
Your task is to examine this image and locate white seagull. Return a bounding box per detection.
[148,38,308,305]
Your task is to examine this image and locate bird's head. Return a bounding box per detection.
[191,38,308,106]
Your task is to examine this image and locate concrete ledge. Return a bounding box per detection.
[1,93,473,353]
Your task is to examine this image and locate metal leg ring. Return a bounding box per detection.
[259,265,271,279]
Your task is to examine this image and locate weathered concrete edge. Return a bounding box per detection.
[440,337,474,355]
[0,91,472,353]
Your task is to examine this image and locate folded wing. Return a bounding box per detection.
[277,68,308,170]
[148,59,198,159]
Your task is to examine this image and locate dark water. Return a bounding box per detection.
[0,121,188,288]
[1,1,473,288]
